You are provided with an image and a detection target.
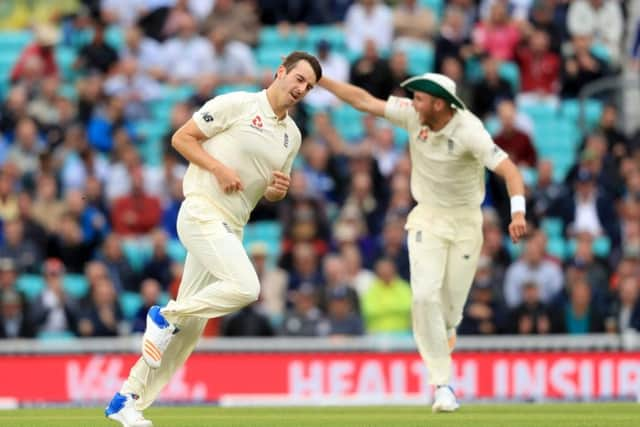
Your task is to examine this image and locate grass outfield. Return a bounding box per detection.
[0,404,638,427]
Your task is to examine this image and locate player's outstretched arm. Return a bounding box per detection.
[319,76,387,117]
[493,158,527,243]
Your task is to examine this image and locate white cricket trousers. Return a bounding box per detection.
[407,205,483,386]
[121,196,260,409]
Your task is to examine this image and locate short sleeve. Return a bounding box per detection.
[466,126,509,171]
[384,96,415,129]
[192,93,243,138]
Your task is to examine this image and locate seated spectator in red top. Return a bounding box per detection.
[472,0,520,61]
[515,29,561,97]
[10,25,59,84]
[494,100,537,167]
[111,167,162,236]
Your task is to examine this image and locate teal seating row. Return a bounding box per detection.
[506,234,612,261]
[16,274,89,301]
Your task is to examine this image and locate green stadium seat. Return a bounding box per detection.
[63,274,89,299]
[400,44,435,75]
[593,236,611,257]
[393,127,409,147]
[256,45,292,70]
[305,26,346,51]
[519,102,557,121]
[120,291,143,320]
[259,26,300,49]
[540,218,564,238]
[560,99,603,130]
[418,0,445,19]
[37,330,76,340]
[16,274,45,301]
[499,61,520,92]
[216,84,261,95]
[547,237,567,260]
[163,84,195,103]
[0,31,33,51]
[520,167,538,188]
[122,239,153,272]
[167,239,186,263]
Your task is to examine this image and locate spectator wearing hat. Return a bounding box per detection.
[31,258,80,337]
[10,24,60,84]
[280,283,329,336]
[0,287,36,339]
[326,286,364,336]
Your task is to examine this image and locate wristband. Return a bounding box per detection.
[510,195,526,216]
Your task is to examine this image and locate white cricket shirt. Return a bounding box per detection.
[384,96,508,227]
[184,90,301,228]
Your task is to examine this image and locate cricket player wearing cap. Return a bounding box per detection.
[104,51,322,427]
[319,73,527,412]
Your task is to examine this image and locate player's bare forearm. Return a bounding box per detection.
[171,119,223,173]
[494,158,527,242]
[319,76,386,116]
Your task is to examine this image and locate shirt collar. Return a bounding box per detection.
[258,90,288,123]
[430,110,460,140]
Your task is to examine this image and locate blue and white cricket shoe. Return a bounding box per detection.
[105,392,152,427]
[432,385,460,413]
[141,305,177,369]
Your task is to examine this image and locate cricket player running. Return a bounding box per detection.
[105,51,322,427]
[319,73,527,412]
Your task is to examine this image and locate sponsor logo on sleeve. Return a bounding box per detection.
[201,112,214,122]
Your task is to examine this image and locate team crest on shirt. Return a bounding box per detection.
[284,133,289,148]
[251,115,263,130]
[418,128,429,141]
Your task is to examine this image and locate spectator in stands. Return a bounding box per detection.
[434,5,474,73]
[561,35,607,99]
[221,296,276,336]
[528,0,563,53]
[345,0,393,54]
[98,234,139,292]
[122,25,165,80]
[471,55,514,119]
[440,56,473,109]
[340,242,376,297]
[286,242,323,292]
[448,0,479,38]
[494,100,537,167]
[162,13,214,85]
[76,73,104,124]
[459,257,506,335]
[515,28,561,101]
[529,159,566,224]
[0,258,18,294]
[10,24,60,85]
[368,119,402,178]
[303,41,349,109]
[569,232,610,295]
[0,168,18,222]
[388,51,410,98]
[319,254,360,313]
[361,257,412,335]
[132,278,163,333]
[74,20,119,75]
[31,258,80,337]
[567,0,623,64]
[507,281,552,334]
[85,260,110,292]
[326,286,364,336]
[350,39,394,100]
[163,102,191,165]
[392,0,436,46]
[300,140,340,201]
[503,231,563,308]
[65,189,109,245]
[552,278,605,334]
[372,216,410,281]
[87,96,137,153]
[142,229,172,290]
[0,287,35,339]
[46,213,97,273]
[0,86,28,137]
[280,283,329,336]
[472,0,520,61]
[332,205,378,267]
[103,57,163,120]
[111,167,162,236]
[208,26,258,85]
[609,276,640,332]
[16,192,47,252]
[0,218,41,274]
[101,0,146,27]
[78,276,124,337]
[204,0,259,46]
[554,169,621,248]
[27,76,62,131]
[84,175,110,221]
[595,104,629,159]
[6,117,45,178]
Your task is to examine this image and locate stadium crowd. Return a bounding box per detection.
[1,0,640,340]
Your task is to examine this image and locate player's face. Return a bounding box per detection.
[412,92,439,127]
[277,60,317,107]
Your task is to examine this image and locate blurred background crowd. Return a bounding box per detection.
[0,0,640,340]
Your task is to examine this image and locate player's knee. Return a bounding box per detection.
[412,288,440,306]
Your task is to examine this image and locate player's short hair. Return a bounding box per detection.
[281,51,322,82]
